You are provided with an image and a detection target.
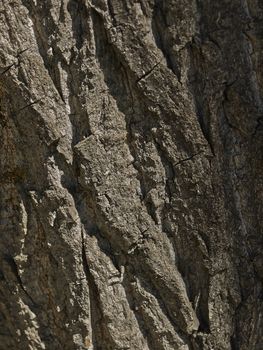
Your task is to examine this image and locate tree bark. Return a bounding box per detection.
[0,0,262,349]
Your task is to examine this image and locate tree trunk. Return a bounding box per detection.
[0,0,262,349]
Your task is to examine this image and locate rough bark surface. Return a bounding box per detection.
[0,0,262,349]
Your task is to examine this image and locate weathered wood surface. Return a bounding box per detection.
[0,1,262,349]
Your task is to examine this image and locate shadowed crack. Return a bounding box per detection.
[174,151,204,167]
[136,60,162,84]
[3,255,36,306]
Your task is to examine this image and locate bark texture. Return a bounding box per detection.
[0,0,262,349]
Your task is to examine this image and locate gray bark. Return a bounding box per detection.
[0,0,262,349]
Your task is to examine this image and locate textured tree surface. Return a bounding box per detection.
[0,0,262,349]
